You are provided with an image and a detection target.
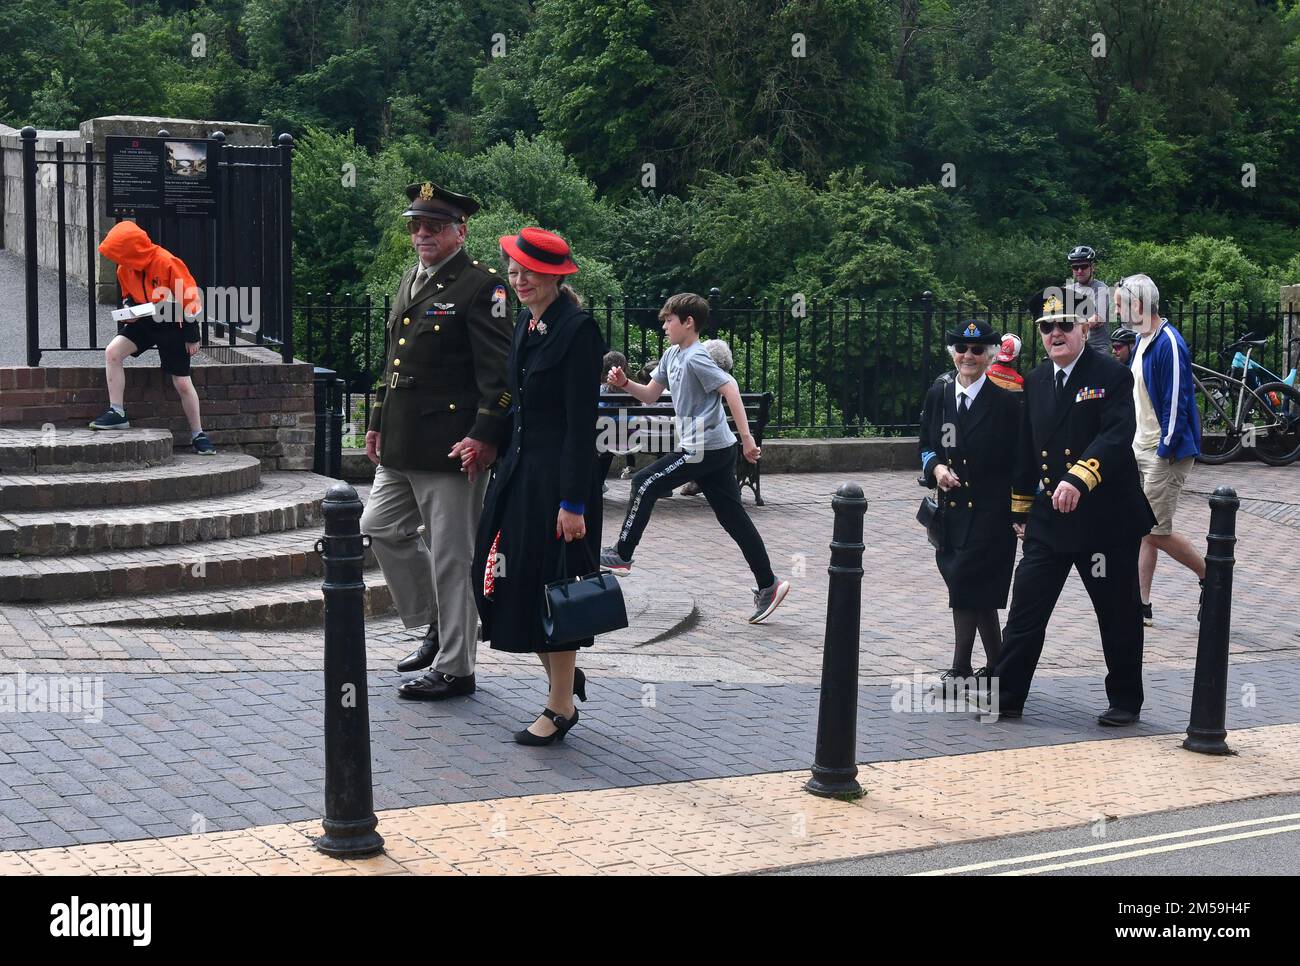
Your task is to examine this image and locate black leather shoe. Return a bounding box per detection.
[975,706,1021,720]
[1097,707,1140,726]
[397,671,475,701]
[573,667,587,702]
[396,632,439,673]
[514,707,579,746]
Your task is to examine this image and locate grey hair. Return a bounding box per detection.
[702,338,734,373]
[1115,273,1160,320]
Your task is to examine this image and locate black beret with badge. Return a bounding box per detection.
[402,181,481,221]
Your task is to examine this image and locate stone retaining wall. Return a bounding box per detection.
[0,360,315,470]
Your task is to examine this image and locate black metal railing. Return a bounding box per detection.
[300,288,1298,440]
[15,126,295,366]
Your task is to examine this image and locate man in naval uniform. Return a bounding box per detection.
[362,181,513,700]
[989,290,1156,725]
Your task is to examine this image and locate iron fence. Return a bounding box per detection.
[299,288,1299,441]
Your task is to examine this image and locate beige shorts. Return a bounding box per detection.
[1134,448,1193,536]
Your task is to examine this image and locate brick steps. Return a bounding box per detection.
[0,473,334,555]
[0,453,261,511]
[0,427,175,473]
[42,571,394,630]
[0,529,377,603]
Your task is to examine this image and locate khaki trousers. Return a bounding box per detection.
[360,464,488,677]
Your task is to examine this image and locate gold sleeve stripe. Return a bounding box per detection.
[1067,458,1101,491]
[1011,494,1034,512]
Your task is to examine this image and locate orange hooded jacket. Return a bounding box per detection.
[98,221,202,326]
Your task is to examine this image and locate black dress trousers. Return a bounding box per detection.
[994,534,1144,714]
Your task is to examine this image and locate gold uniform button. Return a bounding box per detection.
[488,267,497,273]
[398,338,406,345]
[963,481,969,487]
[967,502,973,508]
[1064,448,1072,456]
[434,324,440,332]
[1043,477,1051,485]
[449,403,456,411]
[403,318,410,326]
[1041,450,1048,457]
[1041,463,1048,470]
[392,358,401,367]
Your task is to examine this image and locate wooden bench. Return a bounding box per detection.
[596,391,773,505]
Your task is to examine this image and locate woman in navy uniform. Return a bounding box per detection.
[918,318,1021,686]
[471,228,606,746]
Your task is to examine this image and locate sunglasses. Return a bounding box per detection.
[406,217,454,234]
[1039,319,1077,335]
[952,343,987,355]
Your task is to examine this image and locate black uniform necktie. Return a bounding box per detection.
[1056,369,1067,403]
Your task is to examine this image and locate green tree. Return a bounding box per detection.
[526,0,669,193]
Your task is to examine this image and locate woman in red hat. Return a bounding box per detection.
[468,228,607,745]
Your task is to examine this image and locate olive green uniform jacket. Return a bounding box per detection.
[367,249,513,472]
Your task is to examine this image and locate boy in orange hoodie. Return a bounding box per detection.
[92,221,213,453]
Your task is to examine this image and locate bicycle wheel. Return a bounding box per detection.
[1241,380,1300,466]
[1196,375,1243,464]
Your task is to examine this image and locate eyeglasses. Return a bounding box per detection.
[406,217,454,235]
[1070,263,1093,271]
[952,343,987,355]
[1039,319,1077,335]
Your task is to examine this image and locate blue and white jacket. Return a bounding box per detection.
[1133,320,1201,461]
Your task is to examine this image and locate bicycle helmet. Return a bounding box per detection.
[1110,327,1136,345]
[1067,245,1096,264]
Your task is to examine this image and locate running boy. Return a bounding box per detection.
[601,293,790,623]
[90,221,213,454]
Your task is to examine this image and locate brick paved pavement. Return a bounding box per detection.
[5,722,1299,875]
[0,461,1297,852]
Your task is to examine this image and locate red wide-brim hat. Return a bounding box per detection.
[500,227,579,275]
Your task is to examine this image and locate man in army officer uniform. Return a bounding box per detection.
[988,290,1156,725]
[362,181,513,700]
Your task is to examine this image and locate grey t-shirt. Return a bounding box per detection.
[1067,278,1111,354]
[653,342,738,452]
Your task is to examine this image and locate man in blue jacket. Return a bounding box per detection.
[1115,275,1206,626]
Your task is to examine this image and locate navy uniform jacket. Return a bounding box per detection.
[919,374,1020,548]
[367,249,513,472]
[1011,347,1156,551]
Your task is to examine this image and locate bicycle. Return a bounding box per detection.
[1194,333,1300,466]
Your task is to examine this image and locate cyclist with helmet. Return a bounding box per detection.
[1065,245,1111,356]
[1110,326,1137,366]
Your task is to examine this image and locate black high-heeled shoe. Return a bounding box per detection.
[573,667,588,702]
[514,707,579,746]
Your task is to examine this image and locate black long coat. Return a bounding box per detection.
[919,373,1021,608]
[471,293,606,653]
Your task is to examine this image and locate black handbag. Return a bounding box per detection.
[542,543,629,645]
[917,493,943,550]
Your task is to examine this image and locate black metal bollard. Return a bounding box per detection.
[1183,486,1240,756]
[806,482,868,799]
[315,483,385,857]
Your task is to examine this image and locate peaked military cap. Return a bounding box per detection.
[402,181,481,221]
